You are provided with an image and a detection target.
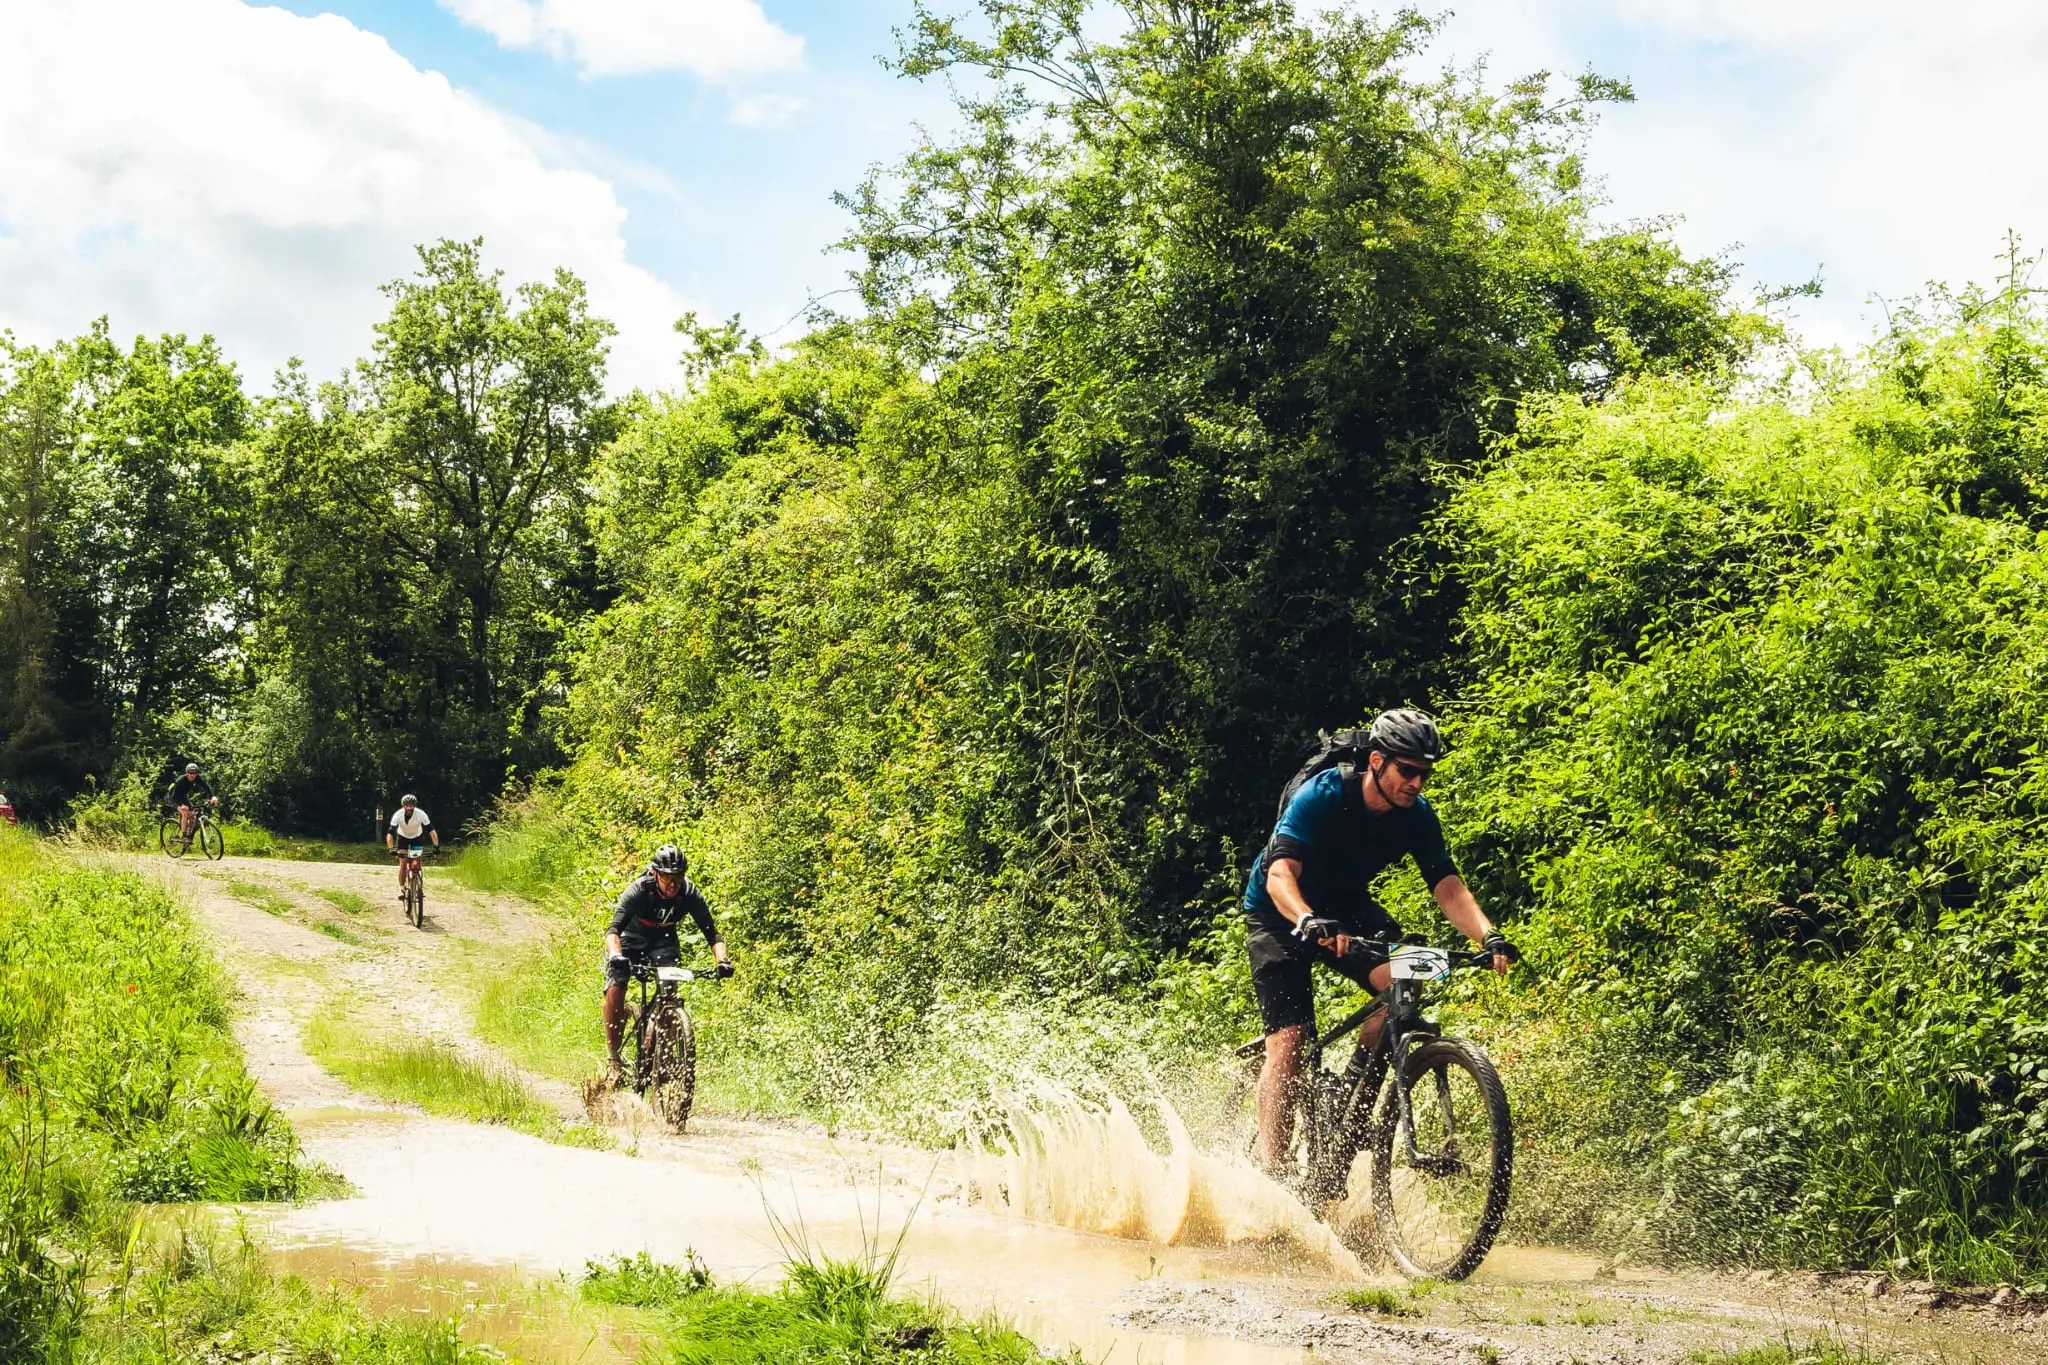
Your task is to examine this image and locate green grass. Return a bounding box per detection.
[314,921,366,946]
[1566,1305,1611,1326]
[449,795,590,907]
[304,1009,610,1149]
[1337,1287,1419,1317]
[224,878,298,917]
[314,887,374,915]
[1687,1341,1887,1364]
[578,1245,1067,1365]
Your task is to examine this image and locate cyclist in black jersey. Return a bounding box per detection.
[1242,709,1518,1170]
[601,844,732,1082]
[164,763,217,839]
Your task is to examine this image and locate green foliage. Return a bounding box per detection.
[1439,280,2048,1278]
[239,239,619,833]
[501,3,1744,1163]
[0,831,308,1206]
[1336,1287,1416,1316]
[587,1245,1055,1365]
[1687,1341,1882,1365]
[0,324,248,821]
[579,1250,712,1309]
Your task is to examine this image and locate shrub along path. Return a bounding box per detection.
[145,853,2036,1365]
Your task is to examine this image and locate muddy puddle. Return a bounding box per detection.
[268,1108,1322,1362]
[268,1244,649,1363]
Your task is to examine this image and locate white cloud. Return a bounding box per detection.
[442,0,804,80]
[1422,1,2048,349]
[0,0,692,394]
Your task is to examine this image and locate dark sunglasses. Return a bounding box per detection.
[1389,758,1433,783]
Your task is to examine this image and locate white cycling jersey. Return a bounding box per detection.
[389,808,433,841]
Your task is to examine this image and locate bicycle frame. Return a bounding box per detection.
[1242,945,1472,1198]
[625,964,692,1084]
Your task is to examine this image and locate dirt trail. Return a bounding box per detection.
[153,854,2045,1364]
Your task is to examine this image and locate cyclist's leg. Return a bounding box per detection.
[1252,957,1317,1170]
[601,952,633,1071]
[178,803,194,837]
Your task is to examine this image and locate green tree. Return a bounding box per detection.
[546,0,1751,1027]
[0,325,249,816]
[238,241,617,829]
[358,239,616,715]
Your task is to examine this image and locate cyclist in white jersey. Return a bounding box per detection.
[386,795,439,896]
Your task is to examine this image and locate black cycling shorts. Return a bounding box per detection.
[1251,946,1385,1037]
[602,940,677,994]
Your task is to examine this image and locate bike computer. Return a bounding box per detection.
[1389,945,1452,980]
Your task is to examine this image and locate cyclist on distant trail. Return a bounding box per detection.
[385,795,439,896]
[164,762,218,839]
[602,844,731,1085]
[1244,708,1518,1172]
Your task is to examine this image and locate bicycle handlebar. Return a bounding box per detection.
[1230,941,1511,1059]
[625,960,723,983]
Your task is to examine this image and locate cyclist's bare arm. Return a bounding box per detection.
[1265,857,1356,958]
[1431,875,1512,976]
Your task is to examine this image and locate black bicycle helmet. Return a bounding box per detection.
[1367,708,1445,762]
[650,844,687,877]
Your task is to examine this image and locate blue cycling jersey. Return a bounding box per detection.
[1242,767,1458,965]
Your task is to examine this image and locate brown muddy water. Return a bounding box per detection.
[265,1106,1319,1363]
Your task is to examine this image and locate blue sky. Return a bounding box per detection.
[2,2,2044,393]
[267,1,947,340]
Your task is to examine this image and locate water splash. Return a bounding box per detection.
[959,1084,1365,1274]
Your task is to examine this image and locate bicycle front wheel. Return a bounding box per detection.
[159,818,190,858]
[406,873,424,928]
[643,1004,697,1132]
[1369,1037,1512,1281]
[198,819,225,860]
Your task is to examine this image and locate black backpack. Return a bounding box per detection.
[1273,727,1372,820]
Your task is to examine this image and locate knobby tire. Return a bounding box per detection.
[643,1002,697,1132]
[406,869,424,929]
[198,818,224,861]
[158,818,189,859]
[1367,1037,1512,1281]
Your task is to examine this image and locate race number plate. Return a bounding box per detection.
[1388,945,1452,981]
[656,966,694,983]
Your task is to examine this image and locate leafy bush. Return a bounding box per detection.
[1440,285,2048,1278]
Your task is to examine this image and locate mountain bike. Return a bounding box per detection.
[1232,941,1513,1281]
[396,844,430,928]
[622,960,707,1132]
[159,804,224,860]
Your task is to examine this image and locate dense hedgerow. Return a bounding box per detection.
[1437,286,2048,1280]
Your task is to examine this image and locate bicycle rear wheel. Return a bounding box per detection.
[198,819,224,860]
[1369,1037,1512,1281]
[643,1003,697,1132]
[159,818,190,858]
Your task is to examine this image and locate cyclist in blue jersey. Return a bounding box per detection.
[1243,709,1517,1170]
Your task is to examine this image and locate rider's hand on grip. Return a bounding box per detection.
[715,961,735,980]
[1481,930,1520,970]
[1292,915,1345,944]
